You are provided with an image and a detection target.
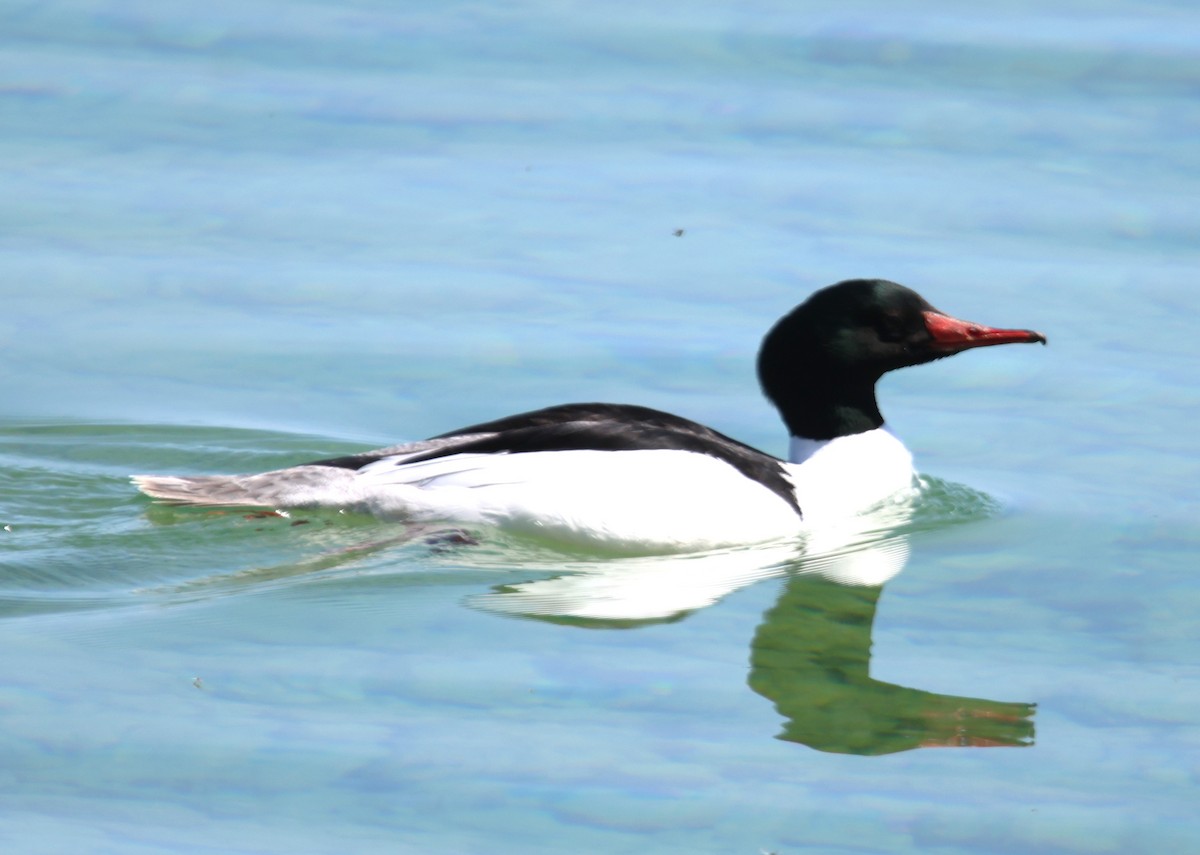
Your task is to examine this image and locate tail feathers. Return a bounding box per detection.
[132,474,273,507]
[131,465,356,508]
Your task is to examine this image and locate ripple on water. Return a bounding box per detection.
[0,421,1012,628]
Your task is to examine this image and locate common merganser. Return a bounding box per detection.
[133,279,1045,553]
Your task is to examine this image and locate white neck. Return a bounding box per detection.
[789,425,907,464]
[788,435,828,464]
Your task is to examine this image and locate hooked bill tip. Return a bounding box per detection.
[923,311,1047,351]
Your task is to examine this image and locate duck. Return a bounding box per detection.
[133,279,1045,554]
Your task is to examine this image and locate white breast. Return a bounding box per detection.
[786,427,917,524]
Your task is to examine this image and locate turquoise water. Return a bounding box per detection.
[3,1,1199,852]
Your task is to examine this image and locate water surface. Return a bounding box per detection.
[3,2,1199,853]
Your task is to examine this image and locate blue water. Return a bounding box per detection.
[3,2,1200,852]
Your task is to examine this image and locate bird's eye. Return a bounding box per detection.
[875,313,906,342]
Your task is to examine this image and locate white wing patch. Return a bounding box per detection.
[356,451,521,488]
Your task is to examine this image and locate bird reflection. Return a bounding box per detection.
[749,573,1034,754]
[148,481,1036,755]
[469,497,1035,756]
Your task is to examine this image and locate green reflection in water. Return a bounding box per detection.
[749,573,1035,755]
